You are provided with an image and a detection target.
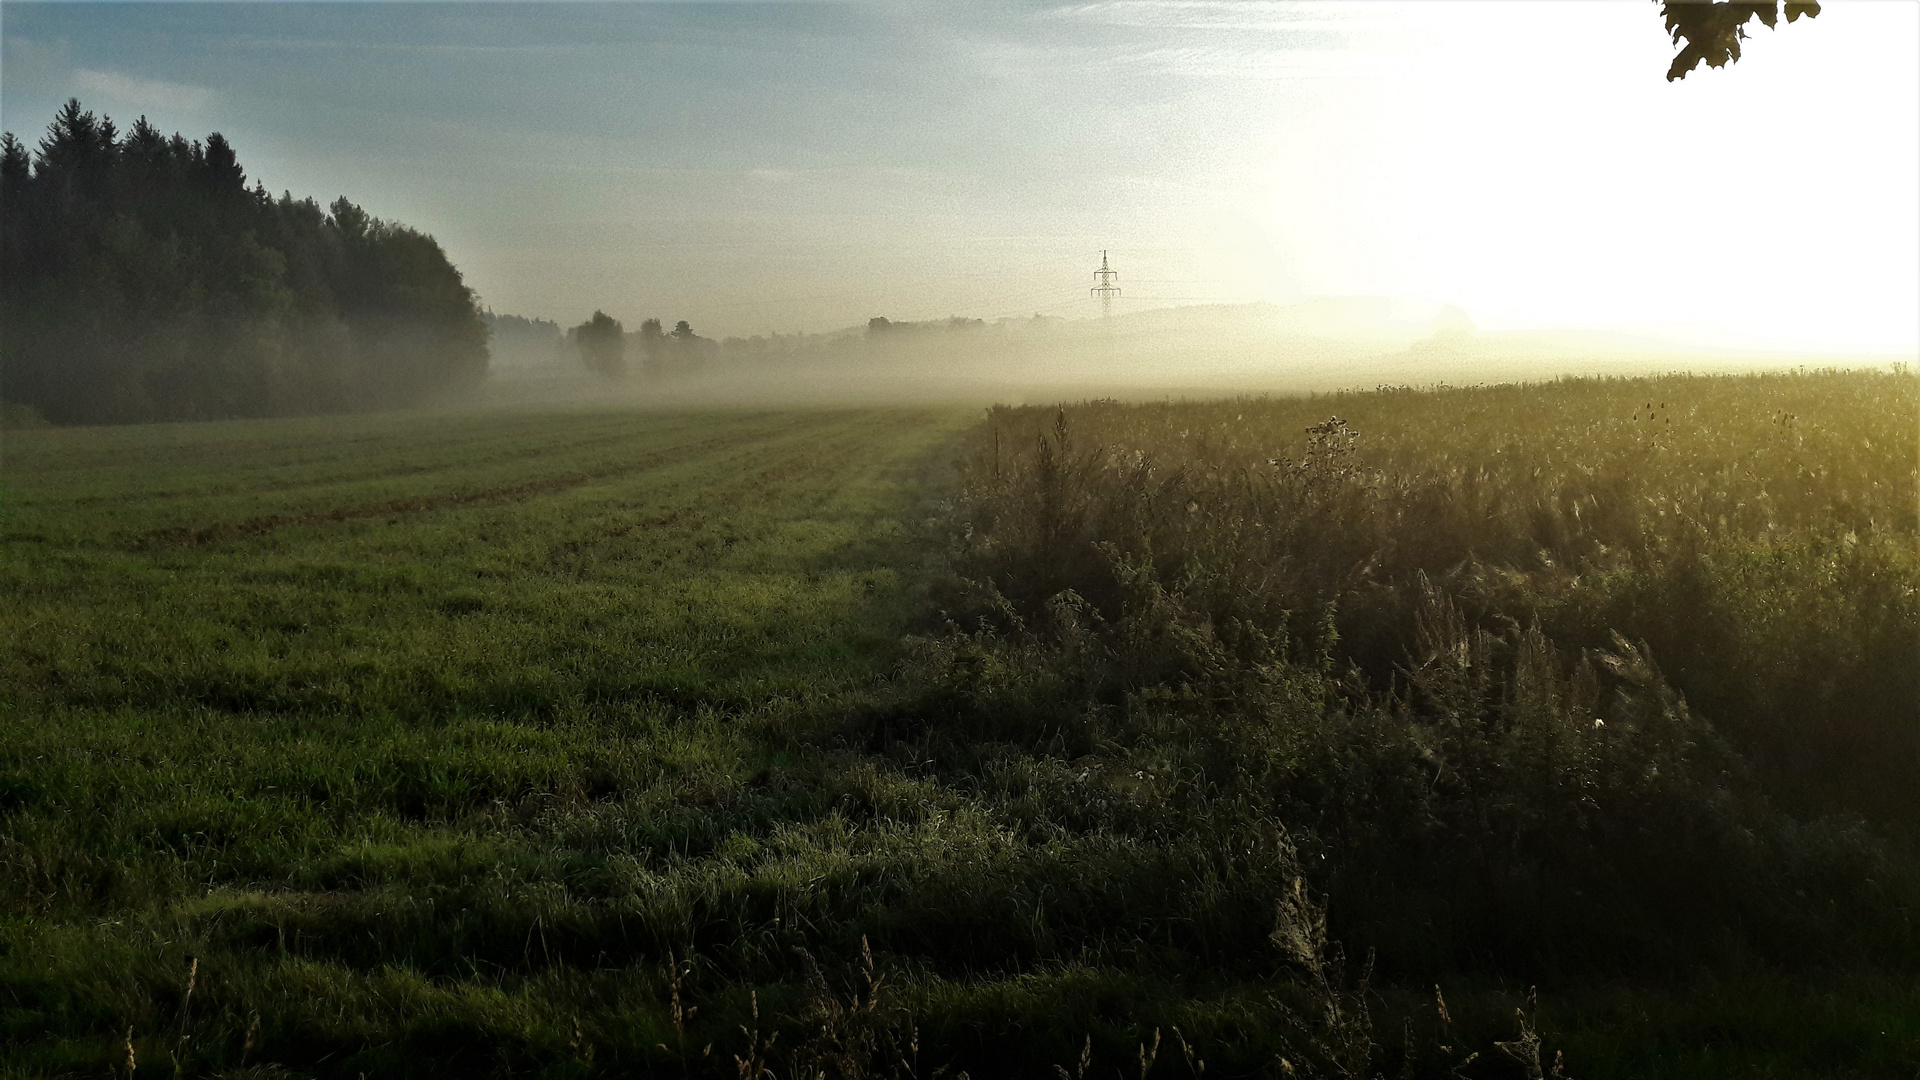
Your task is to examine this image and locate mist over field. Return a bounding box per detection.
[478,297,1881,412]
[3,4,1919,1079]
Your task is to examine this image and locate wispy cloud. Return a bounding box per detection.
[72,68,214,112]
[1054,1,1329,33]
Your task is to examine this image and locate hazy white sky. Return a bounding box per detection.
[5,1,1916,352]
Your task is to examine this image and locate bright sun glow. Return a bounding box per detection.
[1217,1,1920,352]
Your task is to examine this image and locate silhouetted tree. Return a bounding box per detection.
[631,317,666,380]
[626,318,715,381]
[0,99,487,423]
[1660,0,1819,81]
[574,310,626,377]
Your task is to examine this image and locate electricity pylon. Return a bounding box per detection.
[1091,250,1120,318]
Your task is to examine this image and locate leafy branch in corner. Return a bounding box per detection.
[1659,1,1820,81]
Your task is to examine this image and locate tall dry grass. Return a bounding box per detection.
[902,370,1919,976]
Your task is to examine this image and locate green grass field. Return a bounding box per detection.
[2,380,1917,1079]
[1,405,980,1076]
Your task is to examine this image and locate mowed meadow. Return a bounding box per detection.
[0,407,972,1075]
[1,370,1917,1079]
[1,408,956,718]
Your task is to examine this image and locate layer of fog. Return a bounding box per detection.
[477,299,1909,411]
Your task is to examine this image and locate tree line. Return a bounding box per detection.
[484,311,563,368]
[1,99,488,423]
[567,312,717,380]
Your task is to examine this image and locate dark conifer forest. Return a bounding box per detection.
[1,100,488,424]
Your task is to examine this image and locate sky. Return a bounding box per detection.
[4,1,1917,353]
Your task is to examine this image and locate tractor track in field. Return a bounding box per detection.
[128,420,821,550]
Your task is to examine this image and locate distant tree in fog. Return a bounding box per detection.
[484,311,563,367]
[574,311,626,377]
[632,318,666,380]
[860,315,984,337]
[628,318,714,381]
[0,99,487,423]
